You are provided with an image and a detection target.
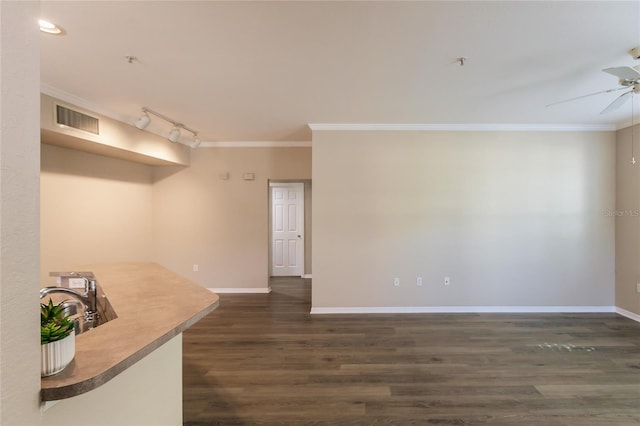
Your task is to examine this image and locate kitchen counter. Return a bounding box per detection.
[40,262,219,401]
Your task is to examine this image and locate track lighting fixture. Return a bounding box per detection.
[168,127,181,143]
[134,107,201,148]
[190,137,202,149]
[134,112,151,130]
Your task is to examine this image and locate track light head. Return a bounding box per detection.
[135,107,200,145]
[168,127,181,143]
[190,137,202,149]
[134,112,151,130]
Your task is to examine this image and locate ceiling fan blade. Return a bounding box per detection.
[600,90,633,114]
[546,86,627,107]
[603,66,640,81]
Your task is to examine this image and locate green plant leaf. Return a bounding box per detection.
[40,298,75,344]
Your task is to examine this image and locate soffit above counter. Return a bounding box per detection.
[41,94,191,167]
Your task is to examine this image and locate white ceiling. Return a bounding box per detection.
[40,1,640,143]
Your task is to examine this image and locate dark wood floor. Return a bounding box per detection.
[183,278,640,425]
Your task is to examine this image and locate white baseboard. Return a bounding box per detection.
[303,274,312,279]
[615,306,640,323]
[208,287,272,294]
[310,306,616,315]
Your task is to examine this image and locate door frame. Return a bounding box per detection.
[269,181,305,277]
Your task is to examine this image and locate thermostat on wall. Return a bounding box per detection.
[243,173,255,181]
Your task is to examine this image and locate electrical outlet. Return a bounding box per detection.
[636,283,640,293]
[444,276,450,286]
[417,277,423,286]
[193,264,199,272]
[394,277,400,287]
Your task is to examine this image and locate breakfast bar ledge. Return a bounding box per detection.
[40,262,219,401]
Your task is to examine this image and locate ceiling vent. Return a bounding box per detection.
[55,104,99,135]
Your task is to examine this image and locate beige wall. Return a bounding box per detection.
[312,130,615,309]
[40,144,154,283]
[153,147,312,290]
[0,1,42,424]
[40,144,314,290]
[615,125,640,315]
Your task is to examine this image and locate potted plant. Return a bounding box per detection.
[41,299,76,377]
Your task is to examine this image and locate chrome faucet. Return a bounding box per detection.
[40,278,98,325]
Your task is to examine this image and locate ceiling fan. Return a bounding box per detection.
[548,46,640,114]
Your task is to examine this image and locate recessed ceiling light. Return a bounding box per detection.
[39,19,64,35]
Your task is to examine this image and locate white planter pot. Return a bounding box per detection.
[41,333,75,377]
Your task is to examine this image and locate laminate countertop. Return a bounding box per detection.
[40,262,219,401]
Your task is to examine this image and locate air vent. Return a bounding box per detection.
[55,104,99,135]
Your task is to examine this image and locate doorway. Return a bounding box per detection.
[269,182,305,277]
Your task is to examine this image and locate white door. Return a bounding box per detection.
[270,182,304,277]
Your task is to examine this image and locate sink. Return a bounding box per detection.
[42,272,118,336]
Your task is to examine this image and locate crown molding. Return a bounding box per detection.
[308,123,617,132]
[41,84,617,145]
[200,141,311,148]
[615,120,640,131]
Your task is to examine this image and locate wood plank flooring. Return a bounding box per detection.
[183,278,640,425]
